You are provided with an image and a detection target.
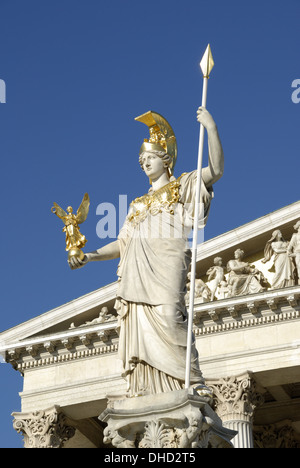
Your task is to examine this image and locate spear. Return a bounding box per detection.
[185,44,214,388]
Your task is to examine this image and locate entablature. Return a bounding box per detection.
[3,286,300,373]
[193,286,300,336]
[2,319,119,372]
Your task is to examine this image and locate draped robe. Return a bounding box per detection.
[270,241,295,289]
[115,171,213,395]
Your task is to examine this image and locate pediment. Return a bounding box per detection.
[0,282,119,351]
[196,200,300,287]
[1,200,299,353]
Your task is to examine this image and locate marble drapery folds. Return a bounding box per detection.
[115,171,213,396]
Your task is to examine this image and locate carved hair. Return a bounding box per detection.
[139,150,172,170]
[213,257,222,265]
[234,249,244,258]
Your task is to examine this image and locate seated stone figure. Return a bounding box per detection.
[186,272,211,303]
[227,249,266,297]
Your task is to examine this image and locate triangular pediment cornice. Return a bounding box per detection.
[0,281,118,348]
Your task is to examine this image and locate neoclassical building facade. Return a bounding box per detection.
[1,201,300,448]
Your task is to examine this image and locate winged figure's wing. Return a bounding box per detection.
[52,202,68,220]
[76,193,90,224]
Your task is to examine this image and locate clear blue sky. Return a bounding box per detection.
[0,0,299,447]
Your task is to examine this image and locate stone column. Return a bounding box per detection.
[207,372,264,448]
[12,405,76,448]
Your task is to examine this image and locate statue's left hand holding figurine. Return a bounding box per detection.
[51,193,90,267]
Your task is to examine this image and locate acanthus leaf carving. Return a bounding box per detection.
[12,406,75,448]
[207,373,264,422]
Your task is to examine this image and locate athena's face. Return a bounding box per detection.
[141,152,166,180]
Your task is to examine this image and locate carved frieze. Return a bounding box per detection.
[254,420,300,448]
[195,224,300,303]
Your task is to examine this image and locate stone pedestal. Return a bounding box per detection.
[99,387,236,449]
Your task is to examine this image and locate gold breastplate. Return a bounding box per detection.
[128,177,183,225]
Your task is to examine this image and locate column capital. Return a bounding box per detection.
[207,372,264,423]
[12,405,75,448]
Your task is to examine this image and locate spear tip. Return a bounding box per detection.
[200,44,214,78]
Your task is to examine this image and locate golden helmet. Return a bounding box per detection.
[135,111,177,175]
